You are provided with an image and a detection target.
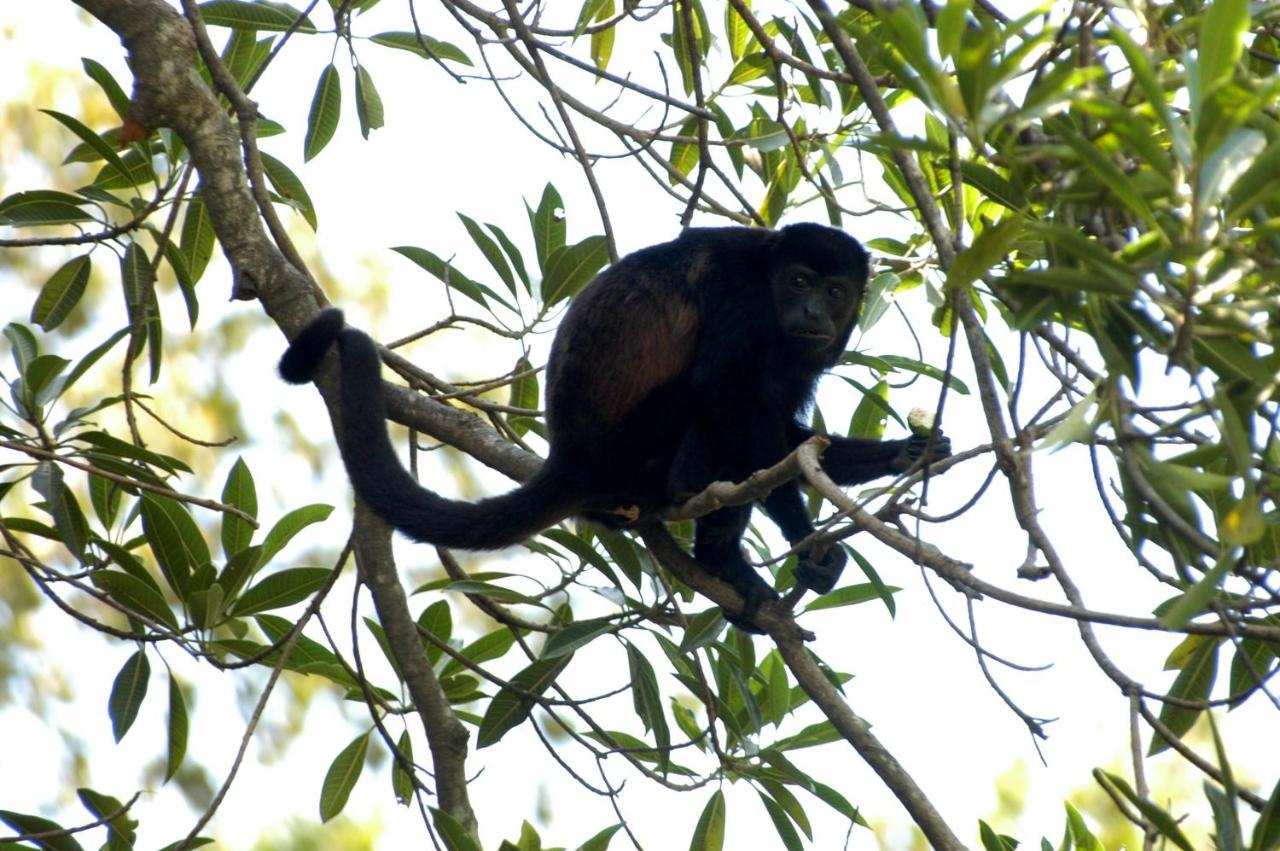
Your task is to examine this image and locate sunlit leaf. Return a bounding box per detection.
[318,731,370,822]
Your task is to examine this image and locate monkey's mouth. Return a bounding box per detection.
[790,330,834,346]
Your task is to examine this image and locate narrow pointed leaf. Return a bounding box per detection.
[304,64,341,162]
[108,650,151,743]
[31,255,92,331]
[166,675,189,781]
[230,567,331,615]
[319,731,370,822]
[220,457,258,558]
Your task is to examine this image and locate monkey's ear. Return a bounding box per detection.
[280,308,346,384]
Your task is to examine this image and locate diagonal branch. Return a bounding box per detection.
[66,0,479,835]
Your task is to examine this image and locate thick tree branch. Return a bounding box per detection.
[67,0,479,835]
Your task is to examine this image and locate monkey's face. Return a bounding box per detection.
[772,263,863,361]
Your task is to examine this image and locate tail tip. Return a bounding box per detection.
[279,308,346,384]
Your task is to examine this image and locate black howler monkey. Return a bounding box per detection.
[280,223,950,625]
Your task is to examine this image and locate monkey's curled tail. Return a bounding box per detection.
[279,309,574,550]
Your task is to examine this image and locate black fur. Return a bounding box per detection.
[280,224,951,626]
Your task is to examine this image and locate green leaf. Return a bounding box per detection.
[441,627,517,677]
[82,58,132,119]
[946,217,1022,292]
[590,1,615,70]
[477,655,573,748]
[689,790,726,851]
[1161,554,1231,630]
[679,607,726,653]
[575,824,623,851]
[626,642,669,758]
[669,117,701,183]
[417,600,453,666]
[541,236,610,306]
[166,674,189,781]
[848,380,889,439]
[725,3,752,60]
[1003,267,1136,296]
[459,213,516,295]
[1251,773,1280,851]
[1197,0,1248,99]
[41,109,132,184]
[1057,123,1160,230]
[1095,771,1195,851]
[369,32,473,66]
[91,570,180,631]
[1222,493,1266,546]
[119,241,150,332]
[802,582,899,613]
[1107,26,1188,168]
[77,787,137,849]
[258,503,333,565]
[141,493,211,598]
[108,650,151,743]
[541,617,614,659]
[25,354,71,409]
[88,472,123,530]
[391,245,495,309]
[94,147,157,190]
[354,64,385,140]
[0,811,85,851]
[220,28,273,87]
[319,731,370,822]
[486,223,531,293]
[179,192,217,283]
[1228,637,1276,705]
[444,580,544,606]
[220,457,258,558]
[218,544,262,602]
[5,321,39,375]
[1150,637,1218,755]
[230,567,331,615]
[1205,780,1241,851]
[529,183,566,272]
[958,161,1027,210]
[978,820,1017,851]
[63,327,128,395]
[1198,128,1266,218]
[304,64,341,162]
[198,0,318,32]
[260,152,318,230]
[757,792,804,851]
[391,730,415,804]
[430,808,483,851]
[32,462,87,561]
[32,252,92,332]
[0,189,93,226]
[1225,138,1280,219]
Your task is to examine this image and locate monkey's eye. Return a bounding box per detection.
[828,286,846,300]
[790,274,811,291]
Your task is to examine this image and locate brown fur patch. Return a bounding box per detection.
[594,295,698,423]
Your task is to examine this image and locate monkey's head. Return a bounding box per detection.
[770,224,869,366]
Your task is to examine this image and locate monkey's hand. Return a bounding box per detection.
[794,544,847,595]
[890,431,952,474]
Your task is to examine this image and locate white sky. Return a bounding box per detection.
[1,4,1275,850]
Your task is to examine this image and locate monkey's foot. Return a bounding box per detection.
[794,545,847,595]
[608,504,642,524]
[722,577,778,635]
